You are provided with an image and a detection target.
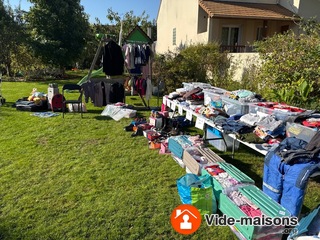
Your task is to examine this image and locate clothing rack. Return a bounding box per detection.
[79,33,127,107]
[123,26,155,110]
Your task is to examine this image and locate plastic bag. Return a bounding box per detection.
[177,173,217,215]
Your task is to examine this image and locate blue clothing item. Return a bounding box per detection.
[214,117,254,134]
[263,137,320,217]
[265,137,307,163]
[235,89,254,98]
[281,160,320,216]
[265,124,286,138]
[228,114,243,121]
[263,153,284,203]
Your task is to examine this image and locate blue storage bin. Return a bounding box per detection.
[168,135,193,159]
[206,126,239,152]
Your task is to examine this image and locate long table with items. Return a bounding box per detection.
[162,87,320,179]
[163,96,269,156]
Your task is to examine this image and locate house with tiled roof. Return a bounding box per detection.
[156,0,320,54]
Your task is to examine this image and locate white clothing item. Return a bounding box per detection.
[145,78,153,101]
[240,113,265,126]
[257,115,283,131]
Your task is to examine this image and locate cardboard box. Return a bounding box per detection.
[183,147,224,175]
[149,141,162,149]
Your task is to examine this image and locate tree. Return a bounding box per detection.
[0,1,24,76]
[78,9,156,69]
[105,8,156,43]
[77,19,118,69]
[253,18,320,108]
[26,0,90,74]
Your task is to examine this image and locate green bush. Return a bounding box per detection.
[153,43,233,93]
[253,18,320,108]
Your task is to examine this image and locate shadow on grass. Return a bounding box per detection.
[1,102,16,108]
[94,116,112,121]
[86,109,104,114]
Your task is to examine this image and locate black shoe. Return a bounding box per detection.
[131,128,143,137]
[124,124,134,131]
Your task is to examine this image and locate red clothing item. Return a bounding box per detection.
[134,77,146,95]
[205,165,225,176]
[240,205,262,217]
[302,119,320,128]
[255,102,305,113]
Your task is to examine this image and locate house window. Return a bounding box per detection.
[256,27,264,41]
[173,28,176,45]
[281,25,289,34]
[221,27,239,46]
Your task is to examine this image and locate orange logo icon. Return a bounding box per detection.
[170,204,202,235]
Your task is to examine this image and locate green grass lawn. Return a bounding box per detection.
[0,75,319,240]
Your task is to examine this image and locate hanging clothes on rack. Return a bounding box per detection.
[123,43,135,70]
[122,25,155,109]
[123,43,152,75]
[82,79,125,107]
[132,76,147,96]
[103,40,124,76]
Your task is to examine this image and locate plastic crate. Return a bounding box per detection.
[182,82,212,91]
[168,135,193,159]
[182,82,195,91]
[288,204,320,240]
[201,162,254,201]
[182,147,220,175]
[203,88,226,106]
[220,185,291,240]
[286,122,318,143]
[274,108,305,121]
[206,126,239,152]
[248,102,306,121]
[248,102,277,115]
[221,96,249,115]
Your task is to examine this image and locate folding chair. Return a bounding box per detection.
[62,84,84,118]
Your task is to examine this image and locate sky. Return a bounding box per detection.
[7,0,161,24]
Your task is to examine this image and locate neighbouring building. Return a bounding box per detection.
[156,0,320,81]
[156,0,320,54]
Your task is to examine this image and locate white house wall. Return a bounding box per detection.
[156,0,209,54]
[213,0,278,3]
[229,52,261,82]
[280,0,320,21]
[279,0,299,14]
[297,0,320,21]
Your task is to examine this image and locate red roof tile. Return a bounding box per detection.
[199,0,299,20]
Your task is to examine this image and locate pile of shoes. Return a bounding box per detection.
[123,117,155,137]
[124,117,147,132]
